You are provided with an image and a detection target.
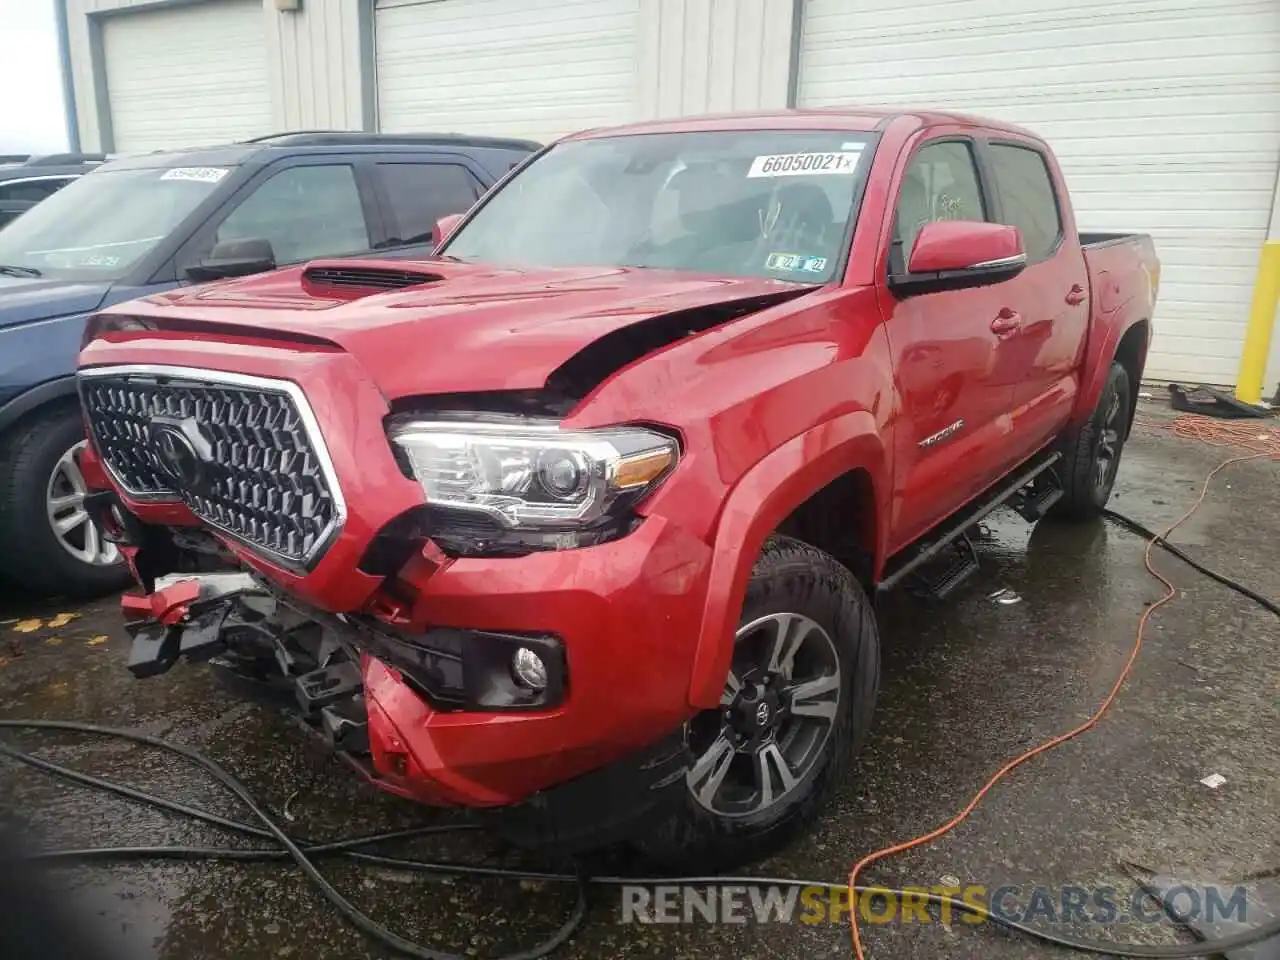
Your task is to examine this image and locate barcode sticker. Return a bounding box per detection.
[747,151,862,178]
[161,167,229,184]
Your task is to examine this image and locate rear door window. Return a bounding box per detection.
[375,163,483,246]
[987,144,1062,260]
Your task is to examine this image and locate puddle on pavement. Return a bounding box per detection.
[2,420,1272,960]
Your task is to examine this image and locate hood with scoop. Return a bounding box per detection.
[91,258,815,400]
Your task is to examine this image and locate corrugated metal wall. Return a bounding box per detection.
[797,0,1280,386]
[101,0,274,150]
[267,0,364,132]
[64,0,367,151]
[64,0,797,151]
[637,0,795,118]
[375,0,641,142]
[64,0,147,150]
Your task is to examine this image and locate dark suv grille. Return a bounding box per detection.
[80,369,342,568]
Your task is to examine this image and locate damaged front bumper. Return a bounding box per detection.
[75,380,714,845]
[122,570,691,851]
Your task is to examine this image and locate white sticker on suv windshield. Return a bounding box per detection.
[160,166,229,184]
[747,151,862,178]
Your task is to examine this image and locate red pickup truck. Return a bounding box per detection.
[76,108,1157,869]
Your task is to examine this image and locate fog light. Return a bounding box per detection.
[511,647,548,690]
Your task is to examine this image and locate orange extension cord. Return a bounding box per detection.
[846,412,1280,959]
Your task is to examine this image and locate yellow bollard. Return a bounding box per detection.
[1235,240,1280,405]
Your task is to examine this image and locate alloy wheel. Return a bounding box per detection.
[686,612,841,818]
[1094,391,1123,494]
[46,440,120,567]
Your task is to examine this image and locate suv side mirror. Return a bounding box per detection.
[185,237,277,283]
[889,221,1027,298]
[431,213,465,249]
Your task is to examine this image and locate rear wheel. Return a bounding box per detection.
[635,536,879,871]
[1053,361,1132,519]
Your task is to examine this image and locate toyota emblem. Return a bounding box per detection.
[148,420,205,487]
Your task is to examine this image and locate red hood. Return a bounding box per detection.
[105,260,810,399]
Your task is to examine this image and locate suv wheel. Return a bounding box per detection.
[0,407,130,596]
[636,536,879,871]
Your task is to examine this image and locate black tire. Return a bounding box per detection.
[635,535,880,871]
[0,405,132,597]
[1052,361,1132,520]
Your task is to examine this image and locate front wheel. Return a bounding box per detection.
[635,536,880,871]
[0,407,131,596]
[1053,361,1132,520]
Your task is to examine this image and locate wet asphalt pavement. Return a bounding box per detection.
[1,404,1278,960]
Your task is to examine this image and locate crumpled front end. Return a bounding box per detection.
[75,330,714,817]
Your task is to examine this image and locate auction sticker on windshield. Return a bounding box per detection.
[747,151,862,178]
[160,167,229,184]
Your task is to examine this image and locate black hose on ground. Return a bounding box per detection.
[3,719,1279,959]
[0,719,586,960]
[1103,507,1280,617]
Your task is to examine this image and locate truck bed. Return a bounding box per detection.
[1079,230,1160,337]
[1079,231,1153,249]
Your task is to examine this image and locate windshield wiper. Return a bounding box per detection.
[0,264,42,278]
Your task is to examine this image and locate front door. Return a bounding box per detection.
[880,137,1028,552]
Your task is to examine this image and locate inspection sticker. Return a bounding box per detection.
[766,252,828,273]
[160,166,230,184]
[747,150,862,178]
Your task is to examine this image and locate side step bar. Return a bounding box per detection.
[878,451,1063,596]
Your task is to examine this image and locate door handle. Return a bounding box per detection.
[990,309,1022,337]
[1065,284,1088,306]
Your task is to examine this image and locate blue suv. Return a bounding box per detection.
[0,131,538,595]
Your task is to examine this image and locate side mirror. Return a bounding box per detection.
[889,221,1027,298]
[431,213,465,249]
[184,237,276,283]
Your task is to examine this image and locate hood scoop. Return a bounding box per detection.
[301,259,445,297]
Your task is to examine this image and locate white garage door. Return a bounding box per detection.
[798,0,1280,385]
[376,0,640,144]
[103,0,272,152]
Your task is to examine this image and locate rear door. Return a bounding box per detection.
[366,156,488,259]
[982,138,1090,458]
[881,134,1028,550]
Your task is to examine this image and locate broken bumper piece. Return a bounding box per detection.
[122,573,265,678]
[122,573,371,755]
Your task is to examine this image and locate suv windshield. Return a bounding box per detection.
[0,166,227,281]
[443,130,874,283]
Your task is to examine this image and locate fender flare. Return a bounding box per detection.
[0,376,79,436]
[1072,313,1150,425]
[686,410,889,708]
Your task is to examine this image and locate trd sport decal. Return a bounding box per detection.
[917,419,966,449]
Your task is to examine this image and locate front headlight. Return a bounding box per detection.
[387,416,678,553]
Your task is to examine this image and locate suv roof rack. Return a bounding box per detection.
[241,129,349,143]
[24,153,107,166]
[243,130,541,151]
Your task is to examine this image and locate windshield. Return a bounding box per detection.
[442,131,874,283]
[0,166,228,280]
